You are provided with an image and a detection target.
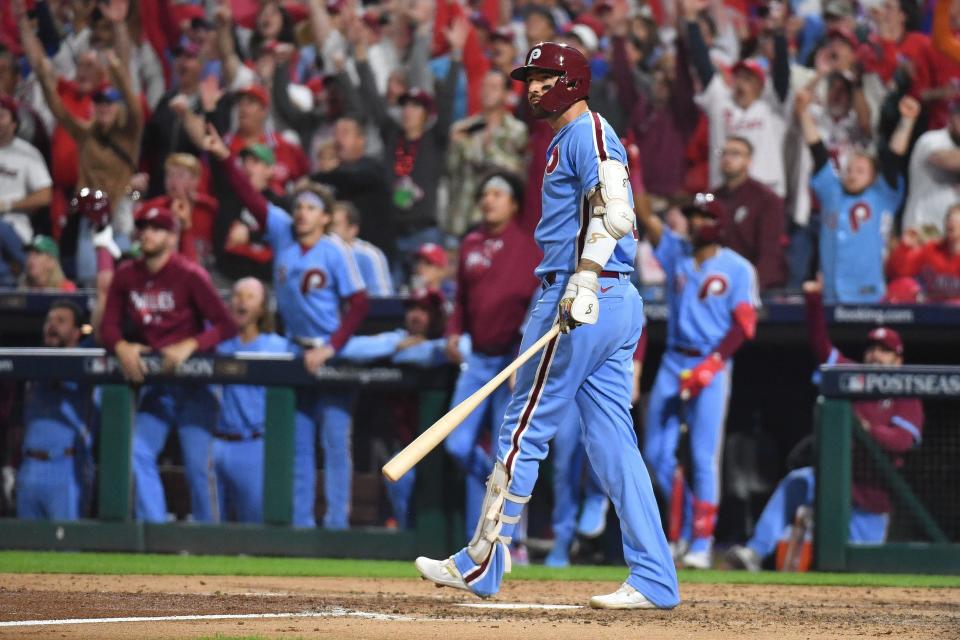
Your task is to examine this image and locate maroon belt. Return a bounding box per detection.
[214,432,263,442]
[542,271,624,287]
[25,447,74,461]
[672,347,703,357]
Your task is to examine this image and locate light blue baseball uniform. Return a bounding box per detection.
[351,239,394,296]
[449,111,679,607]
[214,332,295,523]
[264,204,366,529]
[17,381,94,521]
[813,163,903,304]
[644,228,758,554]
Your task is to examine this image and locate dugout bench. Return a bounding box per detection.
[0,348,456,560]
[815,365,960,574]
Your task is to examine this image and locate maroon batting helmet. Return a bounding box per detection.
[682,192,726,244]
[71,187,112,230]
[510,41,591,114]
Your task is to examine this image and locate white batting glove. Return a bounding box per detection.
[93,224,121,259]
[558,271,599,334]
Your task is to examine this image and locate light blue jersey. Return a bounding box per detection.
[812,163,903,304]
[265,204,366,339]
[351,239,394,296]
[535,111,636,277]
[216,333,295,436]
[655,228,759,354]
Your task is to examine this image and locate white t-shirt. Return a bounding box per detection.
[903,129,960,234]
[696,73,790,197]
[0,137,52,243]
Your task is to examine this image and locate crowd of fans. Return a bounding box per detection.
[0,0,957,302]
[0,0,958,532]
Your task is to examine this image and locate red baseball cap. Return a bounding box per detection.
[399,88,435,113]
[135,206,177,232]
[237,84,270,107]
[866,327,904,356]
[732,60,766,86]
[883,277,921,304]
[415,243,447,268]
[826,26,858,50]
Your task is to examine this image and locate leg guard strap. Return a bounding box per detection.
[467,461,529,575]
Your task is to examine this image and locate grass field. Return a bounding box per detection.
[1,550,958,588]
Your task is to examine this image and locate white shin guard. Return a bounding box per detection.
[466,461,530,573]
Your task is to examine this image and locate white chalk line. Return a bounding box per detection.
[455,603,582,610]
[0,608,415,628]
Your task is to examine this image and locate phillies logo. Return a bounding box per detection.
[545,146,560,174]
[300,268,328,294]
[528,47,542,64]
[849,202,871,232]
[698,275,729,300]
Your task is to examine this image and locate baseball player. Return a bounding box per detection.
[16,301,94,520]
[442,171,541,538]
[329,201,394,297]
[726,279,924,571]
[214,277,293,523]
[795,89,919,303]
[416,42,680,609]
[101,205,237,523]
[196,121,369,530]
[636,191,759,570]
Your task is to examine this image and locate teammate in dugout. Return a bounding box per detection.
[16,301,95,521]
[416,42,680,610]
[636,190,760,570]
[191,119,369,530]
[442,170,541,540]
[726,279,924,571]
[101,205,237,523]
[214,277,294,523]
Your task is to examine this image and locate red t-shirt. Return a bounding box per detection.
[858,33,937,98]
[887,239,960,302]
[51,79,93,189]
[100,253,236,351]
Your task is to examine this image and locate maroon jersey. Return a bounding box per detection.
[805,291,924,513]
[716,177,787,291]
[101,253,237,352]
[851,395,924,513]
[448,221,541,355]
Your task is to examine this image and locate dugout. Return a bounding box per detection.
[0,291,958,573]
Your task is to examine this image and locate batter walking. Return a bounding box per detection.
[416,42,680,609]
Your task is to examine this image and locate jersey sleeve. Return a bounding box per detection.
[727,259,760,339]
[653,227,685,281]
[569,114,627,194]
[328,239,367,298]
[264,203,294,253]
[810,161,842,207]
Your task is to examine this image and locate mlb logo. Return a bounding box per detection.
[842,374,865,393]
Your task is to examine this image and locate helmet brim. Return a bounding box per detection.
[509,65,564,82]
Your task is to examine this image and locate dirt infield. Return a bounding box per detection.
[1,573,958,640]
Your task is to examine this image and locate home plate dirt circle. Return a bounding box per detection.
[0,573,957,640]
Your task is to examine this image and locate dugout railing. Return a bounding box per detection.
[0,348,454,559]
[816,365,960,574]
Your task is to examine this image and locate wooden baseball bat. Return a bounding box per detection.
[382,324,561,482]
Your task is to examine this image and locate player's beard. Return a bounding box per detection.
[528,94,551,120]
